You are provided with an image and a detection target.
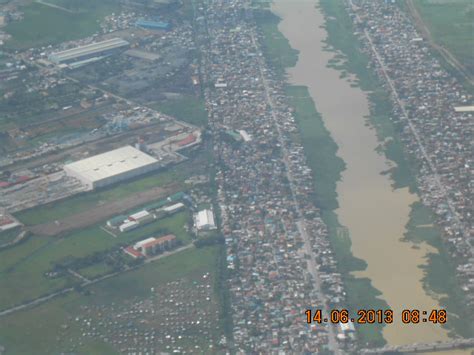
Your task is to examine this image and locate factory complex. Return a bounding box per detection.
[64,146,161,190]
[48,38,130,66]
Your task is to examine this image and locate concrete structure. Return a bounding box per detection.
[133,237,156,250]
[129,210,154,224]
[162,202,185,214]
[124,246,143,259]
[194,209,217,231]
[140,234,176,256]
[119,220,139,233]
[239,130,252,142]
[454,105,474,113]
[64,146,161,190]
[49,38,129,65]
[131,235,177,257]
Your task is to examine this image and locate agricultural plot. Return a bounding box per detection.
[413,0,474,75]
[0,211,193,311]
[0,246,222,354]
[5,1,119,49]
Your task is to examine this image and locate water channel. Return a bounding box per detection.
[271,0,456,346]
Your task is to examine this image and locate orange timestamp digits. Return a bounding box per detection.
[305,309,394,324]
[401,309,447,324]
[305,309,447,325]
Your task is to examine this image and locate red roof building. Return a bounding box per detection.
[177,134,197,147]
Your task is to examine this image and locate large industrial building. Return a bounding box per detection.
[194,209,217,231]
[64,146,161,190]
[49,38,129,65]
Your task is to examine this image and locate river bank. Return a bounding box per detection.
[319,0,473,340]
[255,0,470,347]
[255,5,388,347]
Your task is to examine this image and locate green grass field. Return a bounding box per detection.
[285,86,345,211]
[152,96,209,127]
[413,0,474,76]
[0,211,192,310]
[4,1,119,49]
[15,164,189,226]
[254,9,298,77]
[0,246,218,354]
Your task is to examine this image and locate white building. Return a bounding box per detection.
[133,237,156,250]
[119,220,139,233]
[64,146,161,190]
[194,209,217,231]
[49,38,129,64]
[162,202,185,214]
[129,210,154,224]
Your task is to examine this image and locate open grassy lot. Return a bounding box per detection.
[285,85,345,211]
[152,96,209,127]
[0,246,219,355]
[15,161,195,226]
[413,0,474,76]
[4,1,119,50]
[254,8,298,77]
[0,211,192,311]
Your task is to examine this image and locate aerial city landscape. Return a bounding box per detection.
[0,0,472,354]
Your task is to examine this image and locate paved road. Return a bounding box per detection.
[36,0,75,13]
[251,33,342,355]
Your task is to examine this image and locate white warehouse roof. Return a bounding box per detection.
[134,237,157,250]
[129,210,151,220]
[49,38,129,63]
[64,146,160,189]
[163,202,185,212]
[195,209,217,230]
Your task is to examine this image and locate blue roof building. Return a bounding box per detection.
[136,19,171,31]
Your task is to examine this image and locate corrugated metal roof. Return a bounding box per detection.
[50,38,129,63]
[64,146,159,184]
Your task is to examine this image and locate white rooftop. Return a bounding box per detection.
[134,237,157,250]
[195,209,216,230]
[129,210,150,220]
[50,38,129,62]
[454,105,474,113]
[64,146,158,183]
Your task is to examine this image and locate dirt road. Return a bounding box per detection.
[406,0,473,86]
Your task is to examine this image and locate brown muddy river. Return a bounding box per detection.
[271,0,458,347]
